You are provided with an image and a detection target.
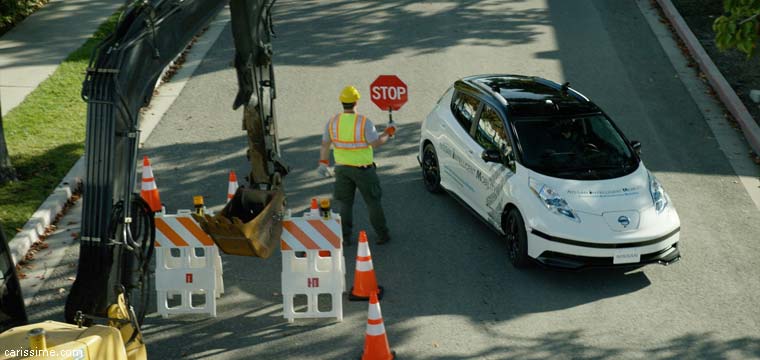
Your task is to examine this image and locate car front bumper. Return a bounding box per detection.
[527,227,681,270]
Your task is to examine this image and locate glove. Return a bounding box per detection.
[384,123,397,136]
[317,160,334,178]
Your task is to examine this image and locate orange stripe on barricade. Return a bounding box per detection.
[154,242,161,247]
[155,218,190,247]
[368,318,383,325]
[357,256,371,262]
[177,217,215,246]
[281,240,292,251]
[307,220,341,248]
[283,221,320,250]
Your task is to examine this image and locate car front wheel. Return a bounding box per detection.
[504,208,530,268]
[421,143,443,193]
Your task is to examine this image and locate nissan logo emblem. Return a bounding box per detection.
[618,216,631,227]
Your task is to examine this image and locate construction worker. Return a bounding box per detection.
[318,85,396,245]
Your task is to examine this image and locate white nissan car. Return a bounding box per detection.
[419,75,681,269]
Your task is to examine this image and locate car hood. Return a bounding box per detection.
[530,162,653,215]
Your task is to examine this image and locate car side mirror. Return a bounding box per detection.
[631,140,641,154]
[481,149,501,163]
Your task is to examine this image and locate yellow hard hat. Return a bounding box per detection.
[339,86,361,103]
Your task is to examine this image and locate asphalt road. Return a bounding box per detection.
[135,0,760,359]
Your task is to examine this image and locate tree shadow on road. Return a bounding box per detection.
[273,0,548,67]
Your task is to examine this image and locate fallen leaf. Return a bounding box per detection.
[58,288,66,294]
[67,277,76,281]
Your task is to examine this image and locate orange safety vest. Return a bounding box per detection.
[328,113,374,166]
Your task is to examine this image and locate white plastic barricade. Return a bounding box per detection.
[155,210,224,318]
[281,211,345,322]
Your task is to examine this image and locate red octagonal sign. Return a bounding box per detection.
[370,75,408,111]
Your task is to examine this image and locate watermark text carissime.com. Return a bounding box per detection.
[5,348,85,358]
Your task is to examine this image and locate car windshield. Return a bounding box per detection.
[513,115,638,180]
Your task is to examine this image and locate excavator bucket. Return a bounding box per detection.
[194,187,284,258]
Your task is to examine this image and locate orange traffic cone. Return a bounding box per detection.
[360,291,395,360]
[226,170,238,203]
[350,231,384,301]
[140,156,162,212]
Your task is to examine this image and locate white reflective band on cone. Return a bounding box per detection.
[143,166,154,178]
[368,302,382,320]
[366,323,386,336]
[358,242,371,257]
[356,259,374,272]
[142,181,157,191]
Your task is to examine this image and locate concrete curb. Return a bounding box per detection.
[8,157,84,265]
[656,0,760,156]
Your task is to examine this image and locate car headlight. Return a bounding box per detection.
[529,178,581,222]
[649,172,669,213]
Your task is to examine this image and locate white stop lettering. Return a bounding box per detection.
[372,86,407,100]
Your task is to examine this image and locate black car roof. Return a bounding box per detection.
[458,74,601,117]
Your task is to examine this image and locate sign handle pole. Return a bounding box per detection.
[388,108,394,139]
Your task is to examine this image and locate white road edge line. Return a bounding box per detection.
[636,0,760,211]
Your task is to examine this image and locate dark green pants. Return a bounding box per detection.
[333,165,389,242]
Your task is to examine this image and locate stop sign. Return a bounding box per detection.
[370,75,408,111]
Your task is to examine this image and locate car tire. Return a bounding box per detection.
[421,143,443,193]
[504,208,531,268]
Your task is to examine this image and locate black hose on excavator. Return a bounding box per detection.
[107,197,155,327]
[67,0,226,322]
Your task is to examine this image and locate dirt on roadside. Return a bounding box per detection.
[670,0,760,128]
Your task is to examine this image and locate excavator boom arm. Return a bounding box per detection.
[66,0,283,324]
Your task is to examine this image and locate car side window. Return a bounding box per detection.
[475,105,512,155]
[451,92,480,132]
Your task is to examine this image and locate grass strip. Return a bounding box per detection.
[0,10,122,239]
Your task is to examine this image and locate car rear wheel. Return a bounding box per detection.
[504,208,530,268]
[422,143,443,193]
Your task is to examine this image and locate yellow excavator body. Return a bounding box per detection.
[0,294,146,360]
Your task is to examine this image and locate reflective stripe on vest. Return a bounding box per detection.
[329,113,374,166]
